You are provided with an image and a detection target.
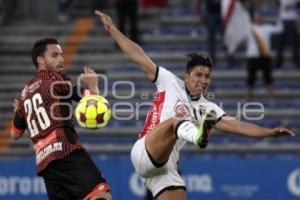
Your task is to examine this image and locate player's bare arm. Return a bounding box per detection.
[95,10,156,81]
[215,115,295,137]
[81,66,100,95]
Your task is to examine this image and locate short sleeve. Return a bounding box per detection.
[210,103,226,121]
[199,100,226,122]
[153,66,179,91]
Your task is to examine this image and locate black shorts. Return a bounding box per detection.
[39,149,108,200]
[247,57,273,87]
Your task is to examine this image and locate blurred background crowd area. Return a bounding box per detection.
[0,0,299,155]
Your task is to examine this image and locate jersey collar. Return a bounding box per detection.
[185,86,201,101]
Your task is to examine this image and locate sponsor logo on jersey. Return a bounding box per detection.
[36,142,63,164]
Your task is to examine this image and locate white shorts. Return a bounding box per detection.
[130,136,186,197]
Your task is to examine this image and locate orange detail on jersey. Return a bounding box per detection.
[83,183,110,200]
[33,130,57,153]
[10,121,25,136]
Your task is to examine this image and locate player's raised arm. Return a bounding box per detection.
[215,115,295,138]
[95,10,156,82]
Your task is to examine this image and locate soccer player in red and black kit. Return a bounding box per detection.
[10,38,112,200]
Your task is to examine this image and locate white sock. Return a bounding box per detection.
[176,121,198,144]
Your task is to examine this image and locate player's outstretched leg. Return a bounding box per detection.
[145,116,183,165]
[145,111,216,165]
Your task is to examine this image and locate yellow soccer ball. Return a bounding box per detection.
[75,95,112,129]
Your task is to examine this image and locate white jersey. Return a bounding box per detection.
[246,23,283,58]
[132,66,226,197]
[139,66,225,139]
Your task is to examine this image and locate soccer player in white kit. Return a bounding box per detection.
[95,10,295,200]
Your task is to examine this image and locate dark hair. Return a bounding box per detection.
[186,53,213,73]
[31,38,59,68]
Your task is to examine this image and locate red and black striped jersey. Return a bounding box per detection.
[12,70,84,173]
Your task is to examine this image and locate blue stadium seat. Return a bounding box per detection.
[210,133,261,144]
[142,44,207,52]
[165,8,195,17]
[149,27,206,36]
[80,134,137,144]
[276,101,300,108]
[111,65,139,72]
[244,119,282,128]
[286,119,300,128]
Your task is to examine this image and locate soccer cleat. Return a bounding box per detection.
[195,110,216,149]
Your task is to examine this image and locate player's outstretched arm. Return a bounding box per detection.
[95,10,156,81]
[215,115,295,138]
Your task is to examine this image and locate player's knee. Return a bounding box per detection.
[171,115,186,131]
